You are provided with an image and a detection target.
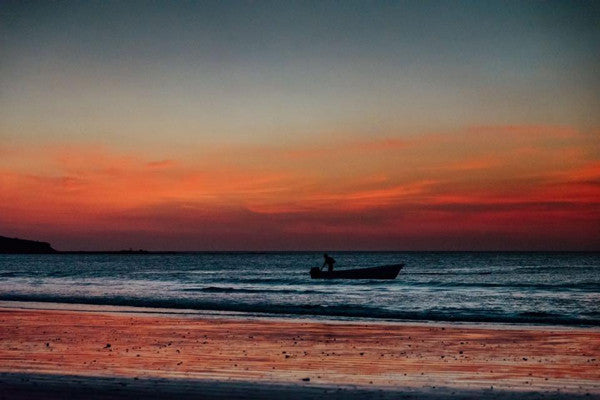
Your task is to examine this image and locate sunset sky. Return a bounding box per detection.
[1,1,599,250]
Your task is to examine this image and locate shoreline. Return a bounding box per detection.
[2,300,599,331]
[3,250,599,254]
[1,305,599,398]
[1,297,597,329]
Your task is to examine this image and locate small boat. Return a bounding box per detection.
[310,264,403,280]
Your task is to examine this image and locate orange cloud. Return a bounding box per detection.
[146,159,176,168]
[283,137,409,159]
[1,125,598,250]
[466,125,581,139]
[442,156,503,171]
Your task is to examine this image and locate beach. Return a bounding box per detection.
[1,305,599,399]
[3,0,599,397]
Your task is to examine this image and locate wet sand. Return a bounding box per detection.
[1,306,599,398]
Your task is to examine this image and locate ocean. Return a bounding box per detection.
[1,252,598,327]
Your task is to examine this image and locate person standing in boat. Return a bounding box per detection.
[322,253,336,272]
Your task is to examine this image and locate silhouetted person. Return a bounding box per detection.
[322,253,336,272]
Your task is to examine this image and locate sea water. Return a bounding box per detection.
[1,252,598,326]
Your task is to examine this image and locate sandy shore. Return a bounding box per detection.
[1,305,599,398]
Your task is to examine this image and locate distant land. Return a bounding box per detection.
[2,235,597,254]
[0,236,157,254]
[0,236,57,254]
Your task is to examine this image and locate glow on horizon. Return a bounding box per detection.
[1,125,598,250]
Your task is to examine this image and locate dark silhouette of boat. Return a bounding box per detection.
[310,264,403,280]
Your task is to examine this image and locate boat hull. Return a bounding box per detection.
[310,264,403,279]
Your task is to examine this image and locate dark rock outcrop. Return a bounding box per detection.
[0,236,57,254]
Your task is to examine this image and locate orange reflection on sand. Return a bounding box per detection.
[0,308,599,393]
